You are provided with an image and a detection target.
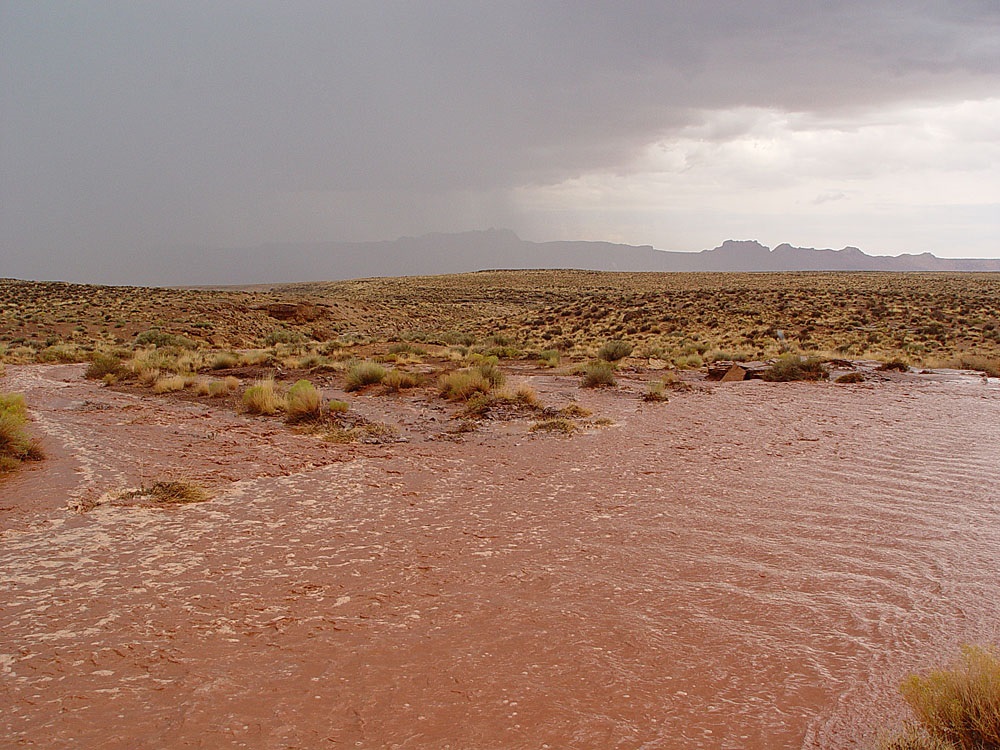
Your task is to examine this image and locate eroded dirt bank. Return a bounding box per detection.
[2,364,999,749]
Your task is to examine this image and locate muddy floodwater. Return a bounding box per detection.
[2,364,999,748]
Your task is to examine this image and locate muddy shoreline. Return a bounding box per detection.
[3,364,999,748]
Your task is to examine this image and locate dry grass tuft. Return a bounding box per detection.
[581,361,617,388]
[243,377,284,415]
[879,645,1000,750]
[285,379,322,423]
[152,374,187,393]
[383,369,422,391]
[85,353,125,380]
[643,379,669,402]
[327,399,350,414]
[530,417,577,435]
[560,403,592,418]
[0,392,44,473]
[538,349,560,367]
[345,360,387,391]
[439,369,492,401]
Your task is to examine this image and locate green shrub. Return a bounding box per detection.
[484,346,522,360]
[344,360,387,391]
[879,645,1000,750]
[475,360,506,389]
[598,339,633,362]
[264,328,306,346]
[243,378,284,415]
[581,361,616,388]
[538,349,560,367]
[85,353,124,380]
[762,354,828,382]
[327,399,350,414]
[285,379,322,423]
[135,329,197,349]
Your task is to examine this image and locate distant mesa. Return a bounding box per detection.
[158,229,1000,286]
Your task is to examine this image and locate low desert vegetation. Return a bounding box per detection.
[344,360,387,391]
[84,352,125,381]
[878,358,910,372]
[878,645,1000,750]
[439,360,506,401]
[207,376,240,397]
[762,354,828,382]
[285,379,323,423]
[643,379,669,402]
[382,368,422,391]
[130,480,209,505]
[243,377,284,415]
[0,392,44,473]
[836,372,866,384]
[538,349,560,367]
[530,417,577,435]
[597,339,633,362]
[152,374,188,394]
[439,368,492,401]
[581,360,617,388]
[560,403,592,418]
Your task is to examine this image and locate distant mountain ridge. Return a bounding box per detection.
[165,229,1000,285]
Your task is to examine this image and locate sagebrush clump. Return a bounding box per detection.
[598,340,633,362]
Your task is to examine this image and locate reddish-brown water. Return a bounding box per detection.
[2,364,999,748]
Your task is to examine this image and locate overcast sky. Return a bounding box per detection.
[2,1,999,283]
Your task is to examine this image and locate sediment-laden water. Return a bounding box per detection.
[2,365,998,748]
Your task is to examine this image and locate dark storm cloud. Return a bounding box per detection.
[2,1,998,281]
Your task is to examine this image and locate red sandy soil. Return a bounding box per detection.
[2,364,999,749]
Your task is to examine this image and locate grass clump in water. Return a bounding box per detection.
[0,392,44,473]
[530,417,577,435]
[879,645,1000,750]
[762,354,828,382]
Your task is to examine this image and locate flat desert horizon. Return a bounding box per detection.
[2,271,999,749]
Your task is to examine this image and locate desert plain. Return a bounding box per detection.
[2,271,999,749]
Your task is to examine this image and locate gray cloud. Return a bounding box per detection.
[2,1,998,281]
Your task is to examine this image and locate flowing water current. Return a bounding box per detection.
[2,364,999,748]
